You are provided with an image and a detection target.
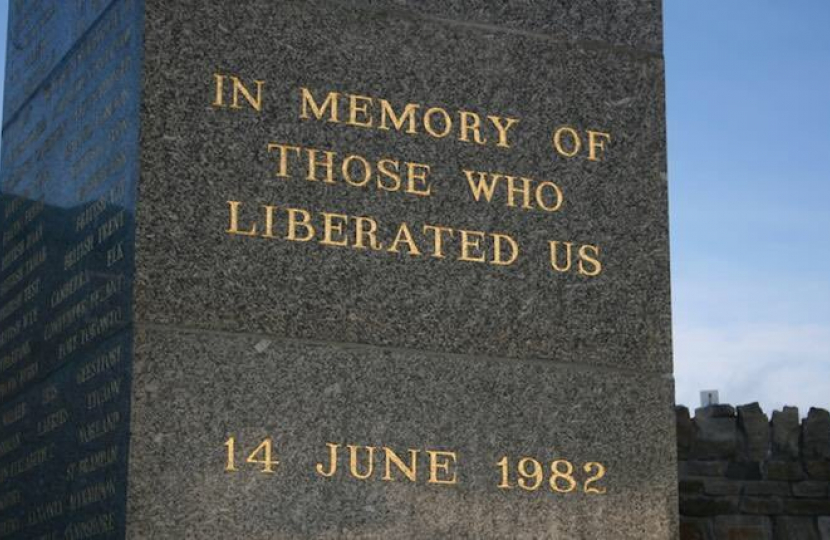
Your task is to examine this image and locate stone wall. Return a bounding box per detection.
[678,404,830,540]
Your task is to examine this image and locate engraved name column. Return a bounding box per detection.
[0,1,142,538]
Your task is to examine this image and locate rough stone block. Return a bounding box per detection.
[792,482,830,499]
[774,517,820,540]
[766,461,807,482]
[728,462,763,480]
[713,515,773,540]
[681,517,714,540]
[704,478,744,496]
[681,496,740,517]
[699,405,739,419]
[784,499,830,516]
[743,481,791,497]
[694,407,740,460]
[678,405,696,460]
[682,461,731,477]
[739,496,784,515]
[818,517,830,540]
[772,407,801,459]
[738,403,770,462]
[682,479,707,495]
[805,461,830,481]
[803,408,830,460]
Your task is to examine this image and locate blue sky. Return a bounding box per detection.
[665,1,830,413]
[0,2,827,415]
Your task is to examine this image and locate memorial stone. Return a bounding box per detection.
[0,1,677,537]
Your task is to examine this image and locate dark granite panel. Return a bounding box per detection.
[0,331,132,539]
[0,0,142,400]
[138,0,671,373]
[126,326,678,539]
[0,0,142,537]
[334,0,664,53]
[3,0,121,122]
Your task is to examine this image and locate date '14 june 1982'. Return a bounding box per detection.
[224,437,607,495]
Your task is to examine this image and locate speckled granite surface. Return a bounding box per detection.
[128,1,676,537]
[0,0,676,537]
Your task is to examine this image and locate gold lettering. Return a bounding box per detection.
[423,107,452,138]
[316,443,339,478]
[221,201,530,268]
[66,445,119,481]
[0,434,21,459]
[266,144,433,196]
[231,77,264,111]
[587,131,611,161]
[535,181,564,212]
[578,245,602,276]
[307,149,336,183]
[466,168,561,220]
[77,412,121,444]
[212,74,264,111]
[459,111,486,145]
[463,170,500,203]
[379,100,419,134]
[388,223,421,256]
[63,237,92,271]
[492,234,519,266]
[226,201,257,236]
[553,126,581,158]
[106,243,124,268]
[2,403,26,427]
[406,162,432,197]
[8,446,50,479]
[85,379,122,409]
[286,208,315,242]
[63,513,116,540]
[459,230,486,263]
[69,479,116,511]
[342,155,372,187]
[261,205,278,238]
[300,88,339,122]
[383,447,419,482]
[376,158,402,192]
[505,176,532,210]
[96,211,124,243]
[76,346,122,384]
[549,241,574,273]
[427,451,458,485]
[348,94,374,128]
[267,143,301,178]
[296,87,517,148]
[211,73,225,108]
[488,116,519,148]
[37,409,68,436]
[423,225,454,259]
[321,213,349,247]
[353,216,383,250]
[348,445,375,480]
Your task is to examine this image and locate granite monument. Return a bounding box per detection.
[0,1,676,537]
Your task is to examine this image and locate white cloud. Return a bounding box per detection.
[674,322,830,416]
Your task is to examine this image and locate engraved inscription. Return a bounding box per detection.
[223,435,608,494]
[216,83,611,277]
